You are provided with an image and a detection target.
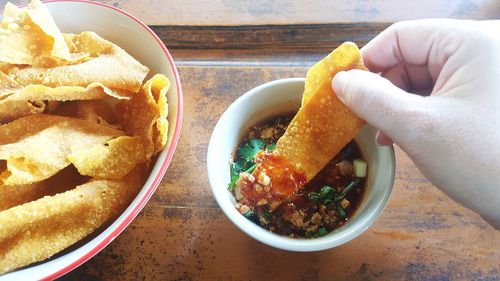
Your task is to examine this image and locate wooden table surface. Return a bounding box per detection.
[5,0,499,280]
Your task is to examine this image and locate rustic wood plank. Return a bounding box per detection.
[3,0,498,25]
[151,23,389,49]
[62,65,500,281]
[61,199,499,281]
[170,49,327,67]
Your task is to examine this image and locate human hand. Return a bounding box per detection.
[332,19,500,228]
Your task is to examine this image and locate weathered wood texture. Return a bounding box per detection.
[60,65,500,280]
[3,0,500,25]
[150,23,389,49]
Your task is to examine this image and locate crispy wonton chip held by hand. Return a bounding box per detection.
[0,114,123,186]
[302,42,367,105]
[275,42,367,181]
[116,74,170,158]
[240,42,367,209]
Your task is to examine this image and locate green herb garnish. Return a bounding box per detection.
[336,204,347,220]
[306,227,329,238]
[228,139,276,190]
[245,163,257,174]
[307,178,361,207]
[334,178,361,202]
[267,143,276,151]
[308,185,336,204]
[316,227,328,237]
[263,210,271,221]
[228,162,241,190]
[238,139,266,163]
[243,211,255,218]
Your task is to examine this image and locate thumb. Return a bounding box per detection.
[332,69,431,142]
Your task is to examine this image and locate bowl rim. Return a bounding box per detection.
[208,77,395,252]
[9,1,184,279]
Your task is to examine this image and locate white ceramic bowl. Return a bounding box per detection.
[1,1,183,279]
[208,78,394,252]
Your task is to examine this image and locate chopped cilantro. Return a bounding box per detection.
[336,204,347,220]
[308,185,336,204]
[228,139,266,190]
[263,210,271,221]
[334,178,361,201]
[238,139,266,163]
[245,163,257,174]
[306,179,361,203]
[243,211,255,218]
[306,227,329,238]
[228,163,240,190]
[316,227,328,237]
[266,143,276,151]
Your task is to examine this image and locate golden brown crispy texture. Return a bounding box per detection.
[0,81,131,102]
[0,166,144,274]
[0,72,45,124]
[116,74,170,158]
[0,114,123,186]
[6,32,149,94]
[0,71,21,97]
[54,100,118,127]
[0,165,88,211]
[0,71,129,124]
[0,0,71,67]
[0,99,45,125]
[302,42,366,105]
[275,42,366,181]
[0,82,130,124]
[68,136,147,180]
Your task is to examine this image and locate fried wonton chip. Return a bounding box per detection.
[6,32,149,94]
[275,42,367,180]
[0,71,126,123]
[68,136,147,180]
[0,99,45,125]
[0,114,123,185]
[54,100,118,127]
[0,166,144,274]
[0,82,127,101]
[0,73,130,125]
[0,0,71,67]
[116,74,170,158]
[0,165,87,211]
[0,71,21,97]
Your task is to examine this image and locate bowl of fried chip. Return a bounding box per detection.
[208,43,395,251]
[0,0,182,278]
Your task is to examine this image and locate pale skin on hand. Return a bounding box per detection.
[332,19,500,229]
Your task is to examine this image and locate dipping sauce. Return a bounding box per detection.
[229,114,367,238]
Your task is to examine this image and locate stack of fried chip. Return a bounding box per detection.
[0,0,170,273]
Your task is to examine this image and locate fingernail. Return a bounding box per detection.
[376,130,394,146]
[332,71,347,104]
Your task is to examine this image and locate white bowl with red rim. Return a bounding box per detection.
[208,78,395,251]
[1,1,183,279]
